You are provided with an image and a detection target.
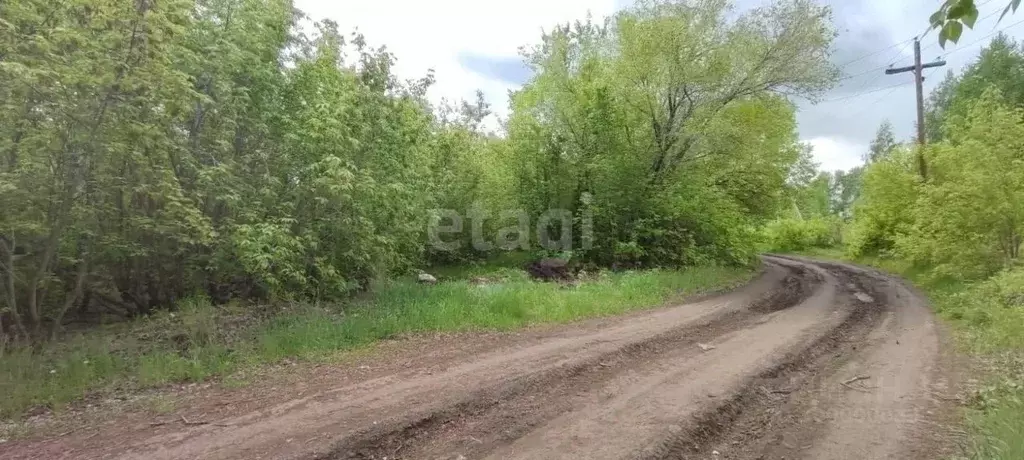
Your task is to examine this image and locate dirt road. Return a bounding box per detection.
[2,256,963,459]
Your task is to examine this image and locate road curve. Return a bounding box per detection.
[1,256,962,460]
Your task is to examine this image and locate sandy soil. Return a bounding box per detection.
[0,256,962,460]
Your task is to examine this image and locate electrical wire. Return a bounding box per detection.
[842,67,945,121]
[837,39,916,85]
[922,16,1024,56]
[821,81,913,103]
[825,11,1024,104]
[845,0,1005,77]
[836,37,915,69]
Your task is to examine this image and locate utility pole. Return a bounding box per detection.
[885,37,945,179]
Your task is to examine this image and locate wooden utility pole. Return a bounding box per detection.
[885,37,945,179]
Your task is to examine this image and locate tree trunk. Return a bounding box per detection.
[0,236,28,341]
[26,227,62,337]
[50,245,89,340]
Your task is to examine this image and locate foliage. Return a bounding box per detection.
[926,34,1024,143]
[507,0,838,268]
[845,146,919,258]
[930,0,1021,47]
[940,267,1024,351]
[897,90,1024,280]
[0,0,496,343]
[0,0,834,347]
[867,121,898,164]
[761,217,840,253]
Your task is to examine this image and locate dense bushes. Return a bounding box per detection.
[0,0,497,341]
[761,217,840,253]
[939,267,1024,349]
[847,89,1024,280]
[844,146,920,259]
[0,0,837,345]
[845,36,1024,281]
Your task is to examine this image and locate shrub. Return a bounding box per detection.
[761,217,839,252]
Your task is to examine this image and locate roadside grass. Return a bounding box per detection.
[799,247,1024,460]
[0,264,753,420]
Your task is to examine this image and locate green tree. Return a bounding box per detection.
[1,0,207,337]
[830,167,863,218]
[846,146,920,258]
[508,0,838,267]
[867,121,898,163]
[900,89,1024,279]
[924,34,1024,142]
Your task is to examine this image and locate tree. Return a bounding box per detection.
[867,121,898,163]
[924,34,1024,142]
[0,0,449,340]
[508,0,839,267]
[845,147,920,258]
[830,167,863,218]
[900,89,1024,279]
[1,0,207,337]
[924,70,961,143]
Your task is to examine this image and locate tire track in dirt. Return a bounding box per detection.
[0,256,956,460]
[660,256,959,460]
[640,257,889,459]
[319,262,819,460]
[477,258,843,460]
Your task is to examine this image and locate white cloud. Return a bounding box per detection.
[804,137,866,172]
[295,0,616,118]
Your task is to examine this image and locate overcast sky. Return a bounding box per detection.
[296,0,1024,172]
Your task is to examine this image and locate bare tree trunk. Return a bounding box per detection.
[26,227,62,337]
[0,236,28,341]
[50,254,88,340]
[0,293,5,356]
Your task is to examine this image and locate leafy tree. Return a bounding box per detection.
[1,0,207,337]
[0,0,842,346]
[508,0,838,267]
[845,147,920,258]
[925,70,962,143]
[867,121,898,163]
[925,34,1024,142]
[830,167,863,218]
[900,89,1024,279]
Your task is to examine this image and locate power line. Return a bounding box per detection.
[836,37,915,69]
[821,59,947,105]
[923,16,1024,57]
[821,80,913,103]
[920,5,1022,54]
[838,38,916,86]
[824,15,1024,104]
[841,2,998,73]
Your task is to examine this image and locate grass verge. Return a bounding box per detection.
[0,264,753,420]
[799,247,1024,460]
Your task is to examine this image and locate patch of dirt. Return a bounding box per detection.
[0,257,962,460]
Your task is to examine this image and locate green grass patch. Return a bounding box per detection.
[797,248,1024,460]
[0,264,752,420]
